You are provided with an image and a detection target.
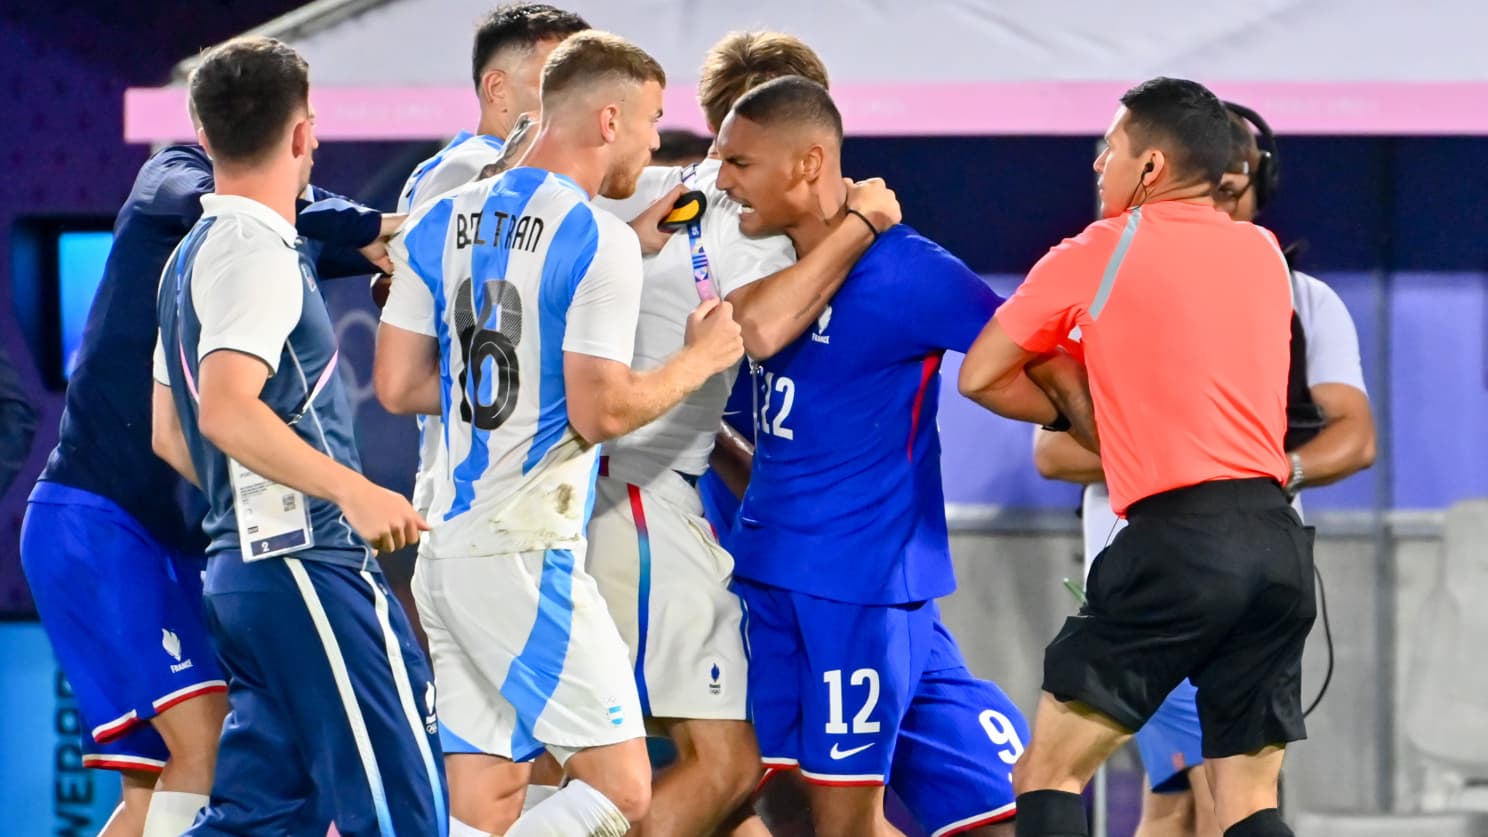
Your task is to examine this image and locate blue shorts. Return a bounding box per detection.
[188,550,447,837]
[736,579,1026,835]
[1135,679,1205,792]
[21,482,226,774]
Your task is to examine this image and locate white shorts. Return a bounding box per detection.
[411,548,644,765]
[586,465,748,722]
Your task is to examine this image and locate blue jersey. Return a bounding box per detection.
[732,226,1003,604]
[156,195,371,568]
[39,144,380,554]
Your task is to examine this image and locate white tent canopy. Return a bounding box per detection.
[125,0,1488,141]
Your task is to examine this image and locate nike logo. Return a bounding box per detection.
[829,742,875,760]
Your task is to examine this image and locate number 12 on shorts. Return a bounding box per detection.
[823,668,880,734]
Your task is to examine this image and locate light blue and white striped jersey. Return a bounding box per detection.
[397,131,506,214]
[384,167,644,558]
[397,132,508,516]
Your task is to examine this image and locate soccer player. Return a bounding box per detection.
[374,31,743,837]
[1030,101,1375,837]
[19,101,393,837]
[714,76,1071,837]
[961,78,1313,837]
[399,3,590,524]
[584,32,900,837]
[151,36,443,836]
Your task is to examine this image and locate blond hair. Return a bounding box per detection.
[698,32,829,133]
[541,30,665,104]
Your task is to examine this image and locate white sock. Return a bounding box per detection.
[449,817,490,837]
[142,791,208,837]
[521,784,560,813]
[505,780,629,837]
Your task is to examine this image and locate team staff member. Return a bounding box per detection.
[1031,101,1375,837]
[154,37,443,836]
[960,77,1313,837]
[20,117,393,837]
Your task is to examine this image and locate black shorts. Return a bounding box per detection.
[1043,478,1316,759]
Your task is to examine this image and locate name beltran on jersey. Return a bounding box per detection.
[454,209,546,253]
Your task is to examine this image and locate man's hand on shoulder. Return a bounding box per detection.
[845,177,900,234]
[358,213,406,275]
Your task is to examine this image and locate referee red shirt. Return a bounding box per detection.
[997,200,1291,515]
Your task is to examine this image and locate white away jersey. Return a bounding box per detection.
[384,167,644,557]
[594,159,795,479]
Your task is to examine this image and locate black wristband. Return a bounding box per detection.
[1042,411,1072,432]
[845,207,880,240]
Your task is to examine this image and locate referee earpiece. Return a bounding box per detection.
[1141,159,1155,185]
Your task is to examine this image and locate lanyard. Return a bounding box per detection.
[686,219,718,302]
[171,238,336,426]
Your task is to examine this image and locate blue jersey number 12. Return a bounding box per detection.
[757,372,796,440]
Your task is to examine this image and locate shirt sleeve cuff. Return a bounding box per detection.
[197,340,283,376]
[994,308,1054,354]
[379,307,438,338]
[561,340,633,367]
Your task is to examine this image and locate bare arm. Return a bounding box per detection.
[1024,351,1100,453]
[1292,383,1376,487]
[374,322,442,415]
[198,350,426,552]
[1032,428,1104,484]
[708,421,754,501]
[959,319,1070,425]
[565,299,743,444]
[727,178,900,360]
[151,382,200,489]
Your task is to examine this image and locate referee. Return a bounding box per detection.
[1031,100,1377,837]
[960,77,1311,837]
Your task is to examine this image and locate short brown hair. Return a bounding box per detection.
[698,32,829,133]
[732,76,842,142]
[472,3,590,89]
[189,36,309,165]
[541,31,665,104]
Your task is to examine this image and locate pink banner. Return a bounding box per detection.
[125,81,1488,142]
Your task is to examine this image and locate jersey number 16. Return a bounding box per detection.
[455,276,522,431]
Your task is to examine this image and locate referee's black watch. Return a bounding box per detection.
[1042,411,1072,433]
